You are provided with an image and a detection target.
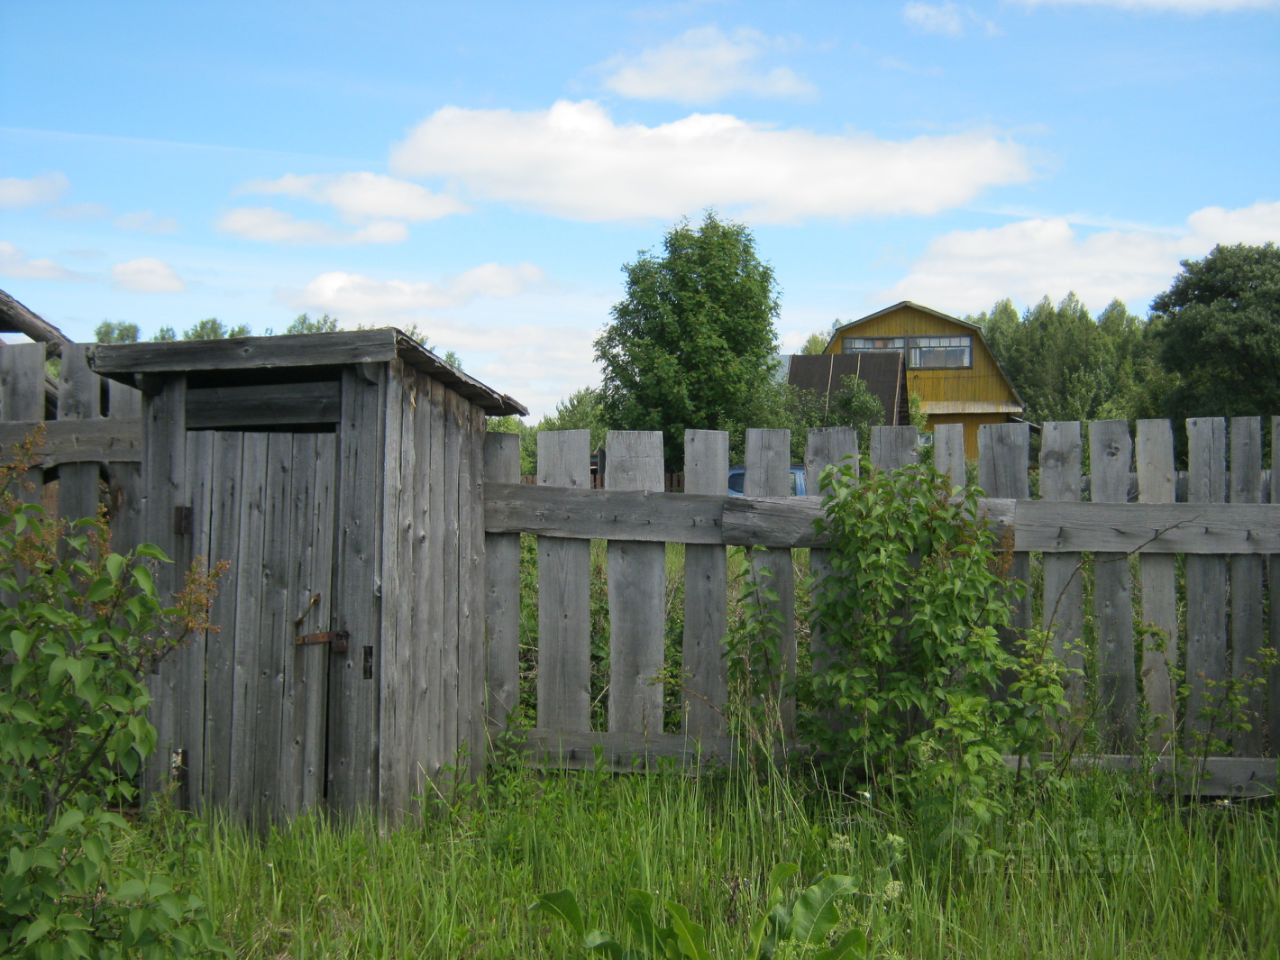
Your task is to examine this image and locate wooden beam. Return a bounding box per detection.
[90,330,399,376]
[485,483,1278,555]
[0,418,142,466]
[0,288,72,349]
[185,381,340,429]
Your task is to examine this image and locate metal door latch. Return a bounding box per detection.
[294,630,349,655]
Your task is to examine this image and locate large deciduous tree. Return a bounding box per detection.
[1150,242,1280,420]
[595,212,780,467]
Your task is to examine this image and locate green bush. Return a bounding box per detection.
[0,433,225,958]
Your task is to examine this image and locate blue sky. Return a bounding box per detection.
[2,0,1277,417]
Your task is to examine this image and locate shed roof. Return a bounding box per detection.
[89,328,527,416]
[786,351,910,426]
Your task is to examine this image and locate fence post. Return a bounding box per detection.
[605,430,666,735]
[683,429,729,739]
[744,428,795,736]
[536,430,592,736]
[484,432,521,733]
[1041,422,1086,715]
[1229,417,1265,755]
[1090,420,1137,751]
[1136,419,1177,751]
[56,344,101,525]
[1185,417,1227,746]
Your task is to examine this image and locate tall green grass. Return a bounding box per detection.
[183,762,1277,959]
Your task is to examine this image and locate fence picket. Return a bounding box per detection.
[1229,417,1265,755]
[979,423,1031,694]
[1185,417,1228,746]
[483,432,521,732]
[536,430,592,735]
[933,423,965,490]
[1136,419,1177,751]
[1040,422,1085,713]
[1270,417,1280,752]
[745,428,796,735]
[871,425,918,470]
[56,344,101,525]
[605,431,667,735]
[682,430,729,739]
[1090,420,1137,750]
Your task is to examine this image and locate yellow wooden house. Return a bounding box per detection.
[824,301,1023,457]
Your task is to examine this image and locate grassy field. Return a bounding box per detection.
[149,760,1278,959]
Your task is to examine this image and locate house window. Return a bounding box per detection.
[908,335,971,369]
[843,336,905,353]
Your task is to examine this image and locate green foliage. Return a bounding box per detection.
[1150,242,1280,420]
[807,459,1066,849]
[532,863,869,960]
[973,293,1161,423]
[181,317,251,341]
[151,326,177,342]
[596,212,781,468]
[285,312,340,335]
[800,332,829,355]
[0,435,225,958]
[94,321,140,344]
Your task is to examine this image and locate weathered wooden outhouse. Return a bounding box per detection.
[90,330,525,822]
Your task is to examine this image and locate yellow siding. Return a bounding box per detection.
[828,304,1022,460]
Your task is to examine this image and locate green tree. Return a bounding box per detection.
[800,331,828,355]
[182,317,251,340]
[285,312,340,335]
[94,321,139,344]
[595,212,780,467]
[1150,243,1280,420]
[152,326,177,342]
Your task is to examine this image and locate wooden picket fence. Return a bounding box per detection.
[483,420,1280,797]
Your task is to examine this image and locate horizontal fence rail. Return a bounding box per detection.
[484,419,1280,796]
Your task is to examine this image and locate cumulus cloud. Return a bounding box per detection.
[390,99,1031,223]
[217,207,407,244]
[240,171,467,222]
[0,172,70,208]
[0,241,80,280]
[1012,0,1277,11]
[883,199,1280,313]
[115,210,180,234]
[112,258,186,293]
[600,26,814,103]
[296,263,545,317]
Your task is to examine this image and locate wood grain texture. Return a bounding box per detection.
[1228,417,1265,755]
[1040,422,1085,714]
[1185,418,1228,746]
[605,431,667,735]
[486,482,726,543]
[55,344,102,525]
[203,432,243,808]
[0,343,48,508]
[1090,420,1137,751]
[440,389,463,781]
[979,422,1031,640]
[483,432,522,732]
[1135,419,1177,751]
[140,376,187,798]
[377,365,410,818]
[177,430,213,810]
[682,430,729,739]
[91,330,397,375]
[465,404,489,780]
[328,365,386,815]
[870,426,918,470]
[536,430,592,733]
[1271,417,1280,756]
[745,428,796,736]
[185,380,340,429]
[423,380,448,783]
[933,423,965,490]
[0,289,72,344]
[0,419,141,466]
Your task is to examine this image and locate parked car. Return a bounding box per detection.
[727,466,807,497]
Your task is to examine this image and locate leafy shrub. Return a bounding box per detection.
[807,458,1066,849]
[0,433,225,958]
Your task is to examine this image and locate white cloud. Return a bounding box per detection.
[217,207,406,244]
[883,199,1280,313]
[112,258,186,293]
[0,172,69,208]
[600,26,813,103]
[296,263,545,317]
[0,241,80,280]
[904,2,966,35]
[240,171,467,222]
[390,99,1031,223]
[50,202,109,221]
[1012,0,1277,11]
[115,210,180,234]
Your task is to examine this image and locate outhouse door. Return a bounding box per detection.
[194,429,340,824]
